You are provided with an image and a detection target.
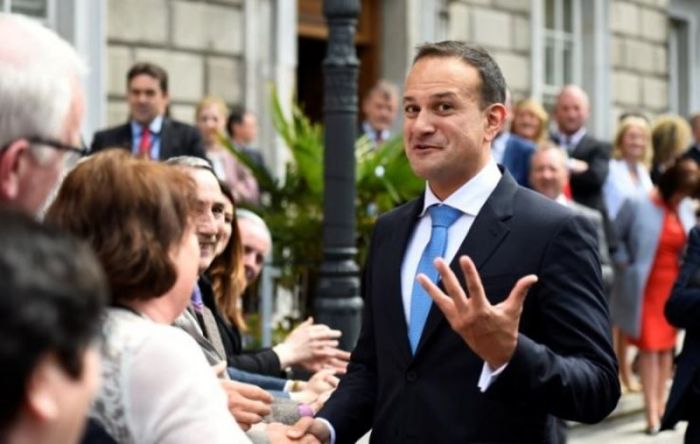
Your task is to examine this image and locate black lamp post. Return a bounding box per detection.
[314,0,363,351]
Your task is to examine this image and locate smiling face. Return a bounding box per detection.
[619,124,649,162]
[186,168,225,273]
[402,56,505,199]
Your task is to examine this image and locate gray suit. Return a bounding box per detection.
[611,195,695,338]
[570,201,614,295]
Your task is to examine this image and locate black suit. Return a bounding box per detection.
[198,276,283,377]
[551,133,611,214]
[318,171,619,443]
[662,226,700,442]
[90,118,206,160]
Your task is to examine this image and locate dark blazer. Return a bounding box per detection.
[554,134,611,214]
[199,277,283,377]
[318,171,620,443]
[501,133,535,187]
[90,118,206,160]
[662,225,700,430]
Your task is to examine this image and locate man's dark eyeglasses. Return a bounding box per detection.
[1,136,88,157]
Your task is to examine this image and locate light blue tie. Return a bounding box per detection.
[408,204,462,354]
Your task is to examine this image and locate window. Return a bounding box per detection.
[542,0,582,101]
[2,0,54,27]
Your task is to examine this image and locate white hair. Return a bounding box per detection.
[0,13,87,151]
[236,208,272,247]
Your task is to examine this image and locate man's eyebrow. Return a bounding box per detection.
[404,92,459,103]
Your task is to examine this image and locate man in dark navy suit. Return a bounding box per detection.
[289,41,619,443]
[491,89,535,187]
[90,62,205,161]
[662,225,700,442]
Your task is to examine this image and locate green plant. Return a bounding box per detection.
[221,89,423,303]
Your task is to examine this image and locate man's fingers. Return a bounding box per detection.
[506,274,538,312]
[459,256,488,309]
[232,410,263,427]
[417,273,455,319]
[210,361,227,377]
[434,257,469,310]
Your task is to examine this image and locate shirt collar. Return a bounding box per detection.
[362,121,391,142]
[555,193,570,206]
[131,115,164,135]
[420,159,502,217]
[553,124,587,148]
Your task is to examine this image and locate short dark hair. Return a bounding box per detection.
[657,158,698,203]
[46,150,198,303]
[0,208,107,431]
[226,104,246,138]
[127,62,169,94]
[413,41,506,109]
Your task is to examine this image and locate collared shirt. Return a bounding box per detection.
[400,159,502,322]
[491,131,510,164]
[362,121,391,145]
[130,115,164,159]
[552,124,587,153]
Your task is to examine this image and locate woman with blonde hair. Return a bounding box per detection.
[603,115,655,395]
[651,115,693,184]
[511,97,549,143]
[196,96,260,205]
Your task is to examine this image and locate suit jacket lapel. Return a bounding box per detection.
[380,197,424,362]
[159,118,172,160]
[414,171,517,356]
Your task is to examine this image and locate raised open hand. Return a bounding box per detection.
[417,255,538,369]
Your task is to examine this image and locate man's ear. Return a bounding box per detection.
[484,103,508,141]
[0,139,29,202]
[24,355,62,422]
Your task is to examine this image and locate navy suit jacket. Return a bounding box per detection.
[90,118,206,161]
[318,171,620,443]
[662,225,700,429]
[502,134,535,187]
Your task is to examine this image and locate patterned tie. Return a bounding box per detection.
[408,204,462,354]
[138,126,152,158]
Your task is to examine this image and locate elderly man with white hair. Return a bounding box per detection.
[0,13,88,216]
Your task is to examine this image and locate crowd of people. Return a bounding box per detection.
[3,9,700,444]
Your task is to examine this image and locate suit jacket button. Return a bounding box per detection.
[406,371,418,382]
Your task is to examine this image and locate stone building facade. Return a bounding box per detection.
[6,0,700,167]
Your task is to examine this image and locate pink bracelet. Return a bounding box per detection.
[298,404,314,417]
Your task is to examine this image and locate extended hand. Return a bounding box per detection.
[220,380,273,430]
[287,417,331,443]
[266,422,321,444]
[417,256,538,369]
[274,317,350,371]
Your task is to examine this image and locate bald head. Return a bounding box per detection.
[554,85,590,136]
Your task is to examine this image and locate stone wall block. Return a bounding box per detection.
[610,2,640,36]
[447,2,471,41]
[640,7,667,43]
[472,8,512,50]
[134,48,204,102]
[172,1,243,54]
[513,16,530,51]
[108,0,168,43]
[492,0,529,13]
[642,76,668,110]
[207,57,243,103]
[493,52,529,90]
[107,46,132,96]
[612,71,642,106]
[106,101,129,127]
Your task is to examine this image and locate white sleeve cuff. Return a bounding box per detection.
[477,361,508,392]
[315,417,336,444]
